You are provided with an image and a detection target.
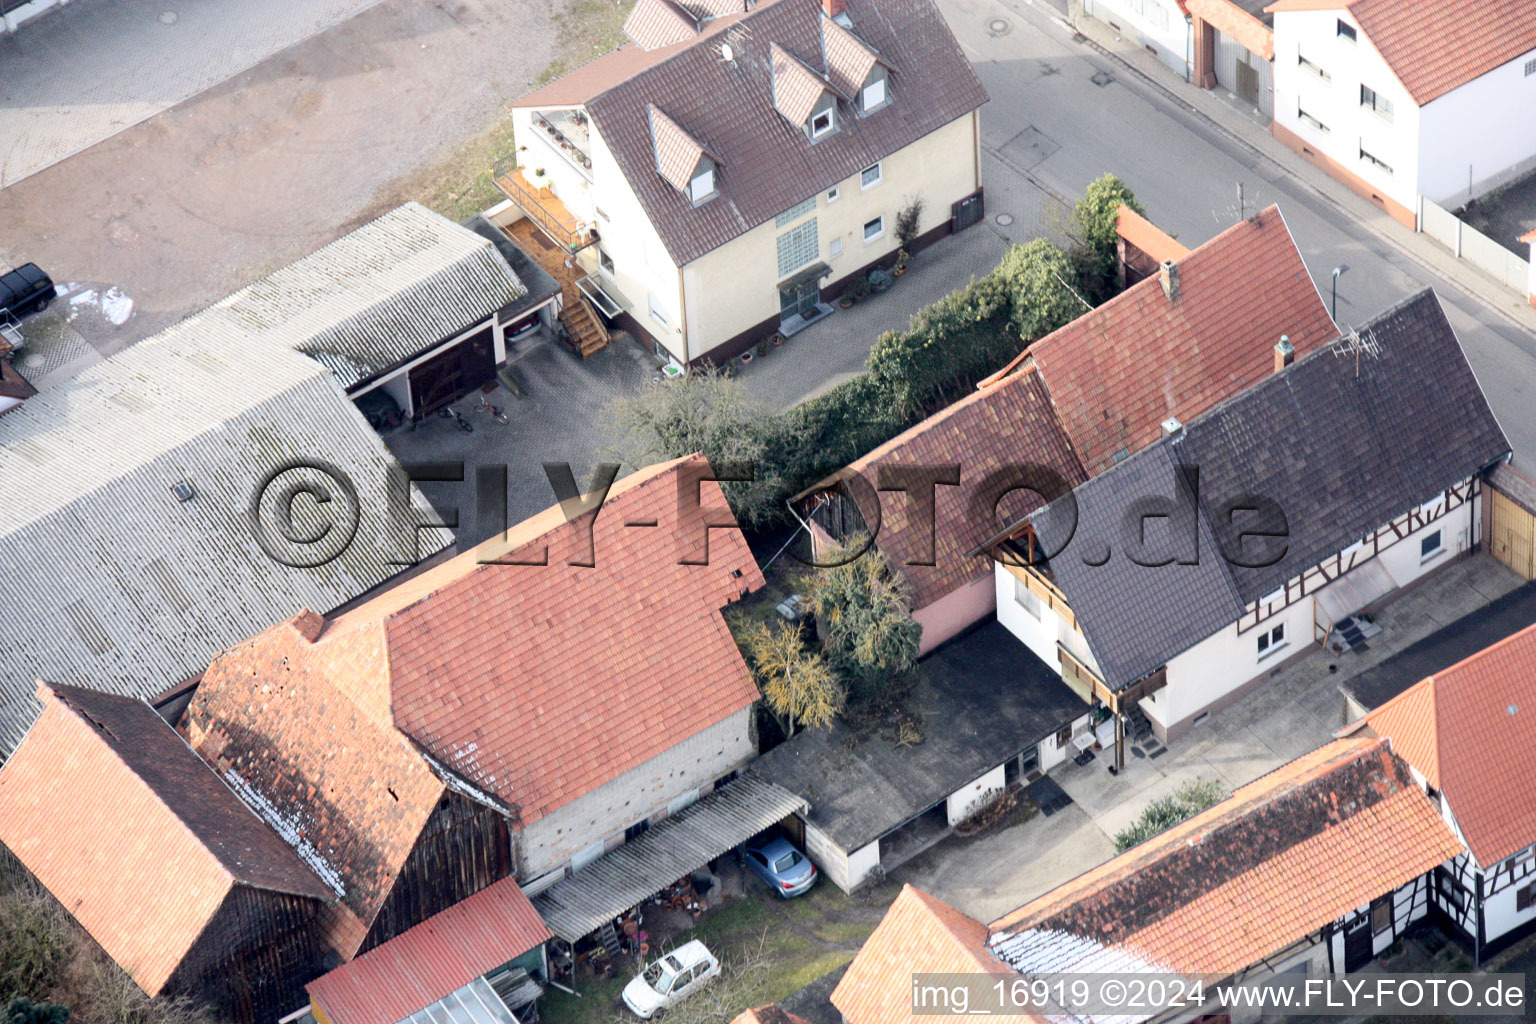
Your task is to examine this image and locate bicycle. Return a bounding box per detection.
[438,406,474,433]
[477,394,509,424]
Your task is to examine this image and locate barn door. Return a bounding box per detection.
[1343,915,1373,972]
[409,327,495,418]
[1235,60,1259,107]
[1490,489,1536,579]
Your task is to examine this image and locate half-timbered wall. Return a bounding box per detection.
[360,791,514,953]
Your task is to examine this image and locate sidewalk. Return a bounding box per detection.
[1057,3,1536,339]
[897,553,1523,922]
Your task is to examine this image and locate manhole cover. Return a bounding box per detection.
[1091,69,1115,87]
[995,213,1014,227]
[159,10,178,23]
[987,17,1010,36]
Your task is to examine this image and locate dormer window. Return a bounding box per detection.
[689,165,716,203]
[811,108,836,139]
[860,77,886,112]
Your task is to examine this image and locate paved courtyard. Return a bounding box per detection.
[899,553,1524,923]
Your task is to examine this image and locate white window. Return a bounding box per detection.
[810,108,835,139]
[1260,586,1284,609]
[1015,577,1042,620]
[861,77,886,112]
[1360,144,1393,175]
[1336,18,1356,41]
[688,166,715,203]
[648,293,669,327]
[863,215,884,243]
[1257,623,1287,659]
[861,162,883,190]
[1298,53,1330,82]
[598,248,615,276]
[828,236,843,259]
[1421,530,1444,562]
[1527,58,1536,77]
[1360,84,1394,123]
[826,185,840,203]
[1298,104,1329,134]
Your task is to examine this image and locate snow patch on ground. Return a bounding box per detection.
[59,282,135,326]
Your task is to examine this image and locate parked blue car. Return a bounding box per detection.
[743,837,817,898]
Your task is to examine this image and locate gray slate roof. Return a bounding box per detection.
[749,621,1084,851]
[1031,289,1509,689]
[574,0,987,266]
[0,337,450,755]
[153,202,527,389]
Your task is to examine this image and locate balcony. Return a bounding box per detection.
[492,159,596,254]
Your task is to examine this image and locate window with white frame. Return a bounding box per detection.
[1298,52,1330,82]
[861,77,886,112]
[863,215,884,243]
[1336,18,1357,41]
[648,292,669,327]
[827,185,840,203]
[688,165,716,203]
[810,108,835,139]
[1298,104,1329,134]
[1015,577,1042,619]
[1527,57,1536,77]
[861,162,883,190]
[1360,83,1394,122]
[598,248,615,276]
[1257,622,1286,658]
[1359,144,1393,174]
[1420,529,1444,561]
[828,236,843,259]
[777,217,819,276]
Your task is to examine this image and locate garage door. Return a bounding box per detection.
[1490,488,1536,580]
[409,327,495,418]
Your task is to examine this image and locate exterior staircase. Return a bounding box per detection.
[558,288,611,358]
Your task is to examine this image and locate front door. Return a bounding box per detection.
[1343,915,1373,972]
[779,280,819,324]
[1235,59,1260,107]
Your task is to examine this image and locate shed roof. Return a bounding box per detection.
[154,202,525,390]
[1363,623,1536,866]
[750,621,1084,850]
[519,0,986,266]
[1030,289,1509,688]
[0,683,332,996]
[0,336,447,755]
[306,876,552,1024]
[990,738,1461,977]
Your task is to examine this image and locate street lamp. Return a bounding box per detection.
[1331,265,1349,322]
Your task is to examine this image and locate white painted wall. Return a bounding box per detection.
[995,566,1064,673]
[1481,852,1536,943]
[1271,8,1421,212]
[946,765,1006,826]
[1418,49,1536,206]
[801,818,852,891]
[846,840,882,891]
[1084,0,1190,78]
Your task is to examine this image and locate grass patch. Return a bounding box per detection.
[411,0,634,221]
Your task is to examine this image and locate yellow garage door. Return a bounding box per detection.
[1490,489,1536,580]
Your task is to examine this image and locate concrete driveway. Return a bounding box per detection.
[0,0,563,354]
[898,554,1523,923]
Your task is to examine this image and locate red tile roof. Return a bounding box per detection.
[990,738,1461,976]
[378,454,763,825]
[1115,203,1189,265]
[1364,624,1536,866]
[182,613,452,959]
[1267,0,1536,104]
[833,885,1038,1024]
[991,205,1337,476]
[830,367,1085,610]
[306,876,553,1024]
[0,683,332,996]
[624,0,699,50]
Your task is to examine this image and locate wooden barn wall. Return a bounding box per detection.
[359,791,514,953]
[170,885,329,1024]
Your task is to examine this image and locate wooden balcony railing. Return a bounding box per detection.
[492,163,595,253]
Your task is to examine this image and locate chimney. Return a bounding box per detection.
[1160,416,1183,439]
[823,0,847,18]
[1274,334,1295,373]
[1158,259,1179,302]
[289,609,326,643]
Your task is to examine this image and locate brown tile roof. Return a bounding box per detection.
[0,683,333,996]
[822,16,893,100]
[1115,203,1189,265]
[991,206,1337,477]
[649,104,716,191]
[772,42,839,124]
[1188,0,1275,60]
[1267,0,1536,104]
[535,0,985,266]
[833,885,1038,1024]
[624,0,699,51]
[990,738,1461,976]
[830,367,1085,610]
[181,613,451,958]
[1364,624,1536,866]
[306,875,552,1024]
[379,455,763,825]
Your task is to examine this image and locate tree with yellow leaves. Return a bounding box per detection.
[738,619,843,737]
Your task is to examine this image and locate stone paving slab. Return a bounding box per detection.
[0,0,384,186]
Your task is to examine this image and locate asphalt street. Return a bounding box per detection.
[940,0,1536,471]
